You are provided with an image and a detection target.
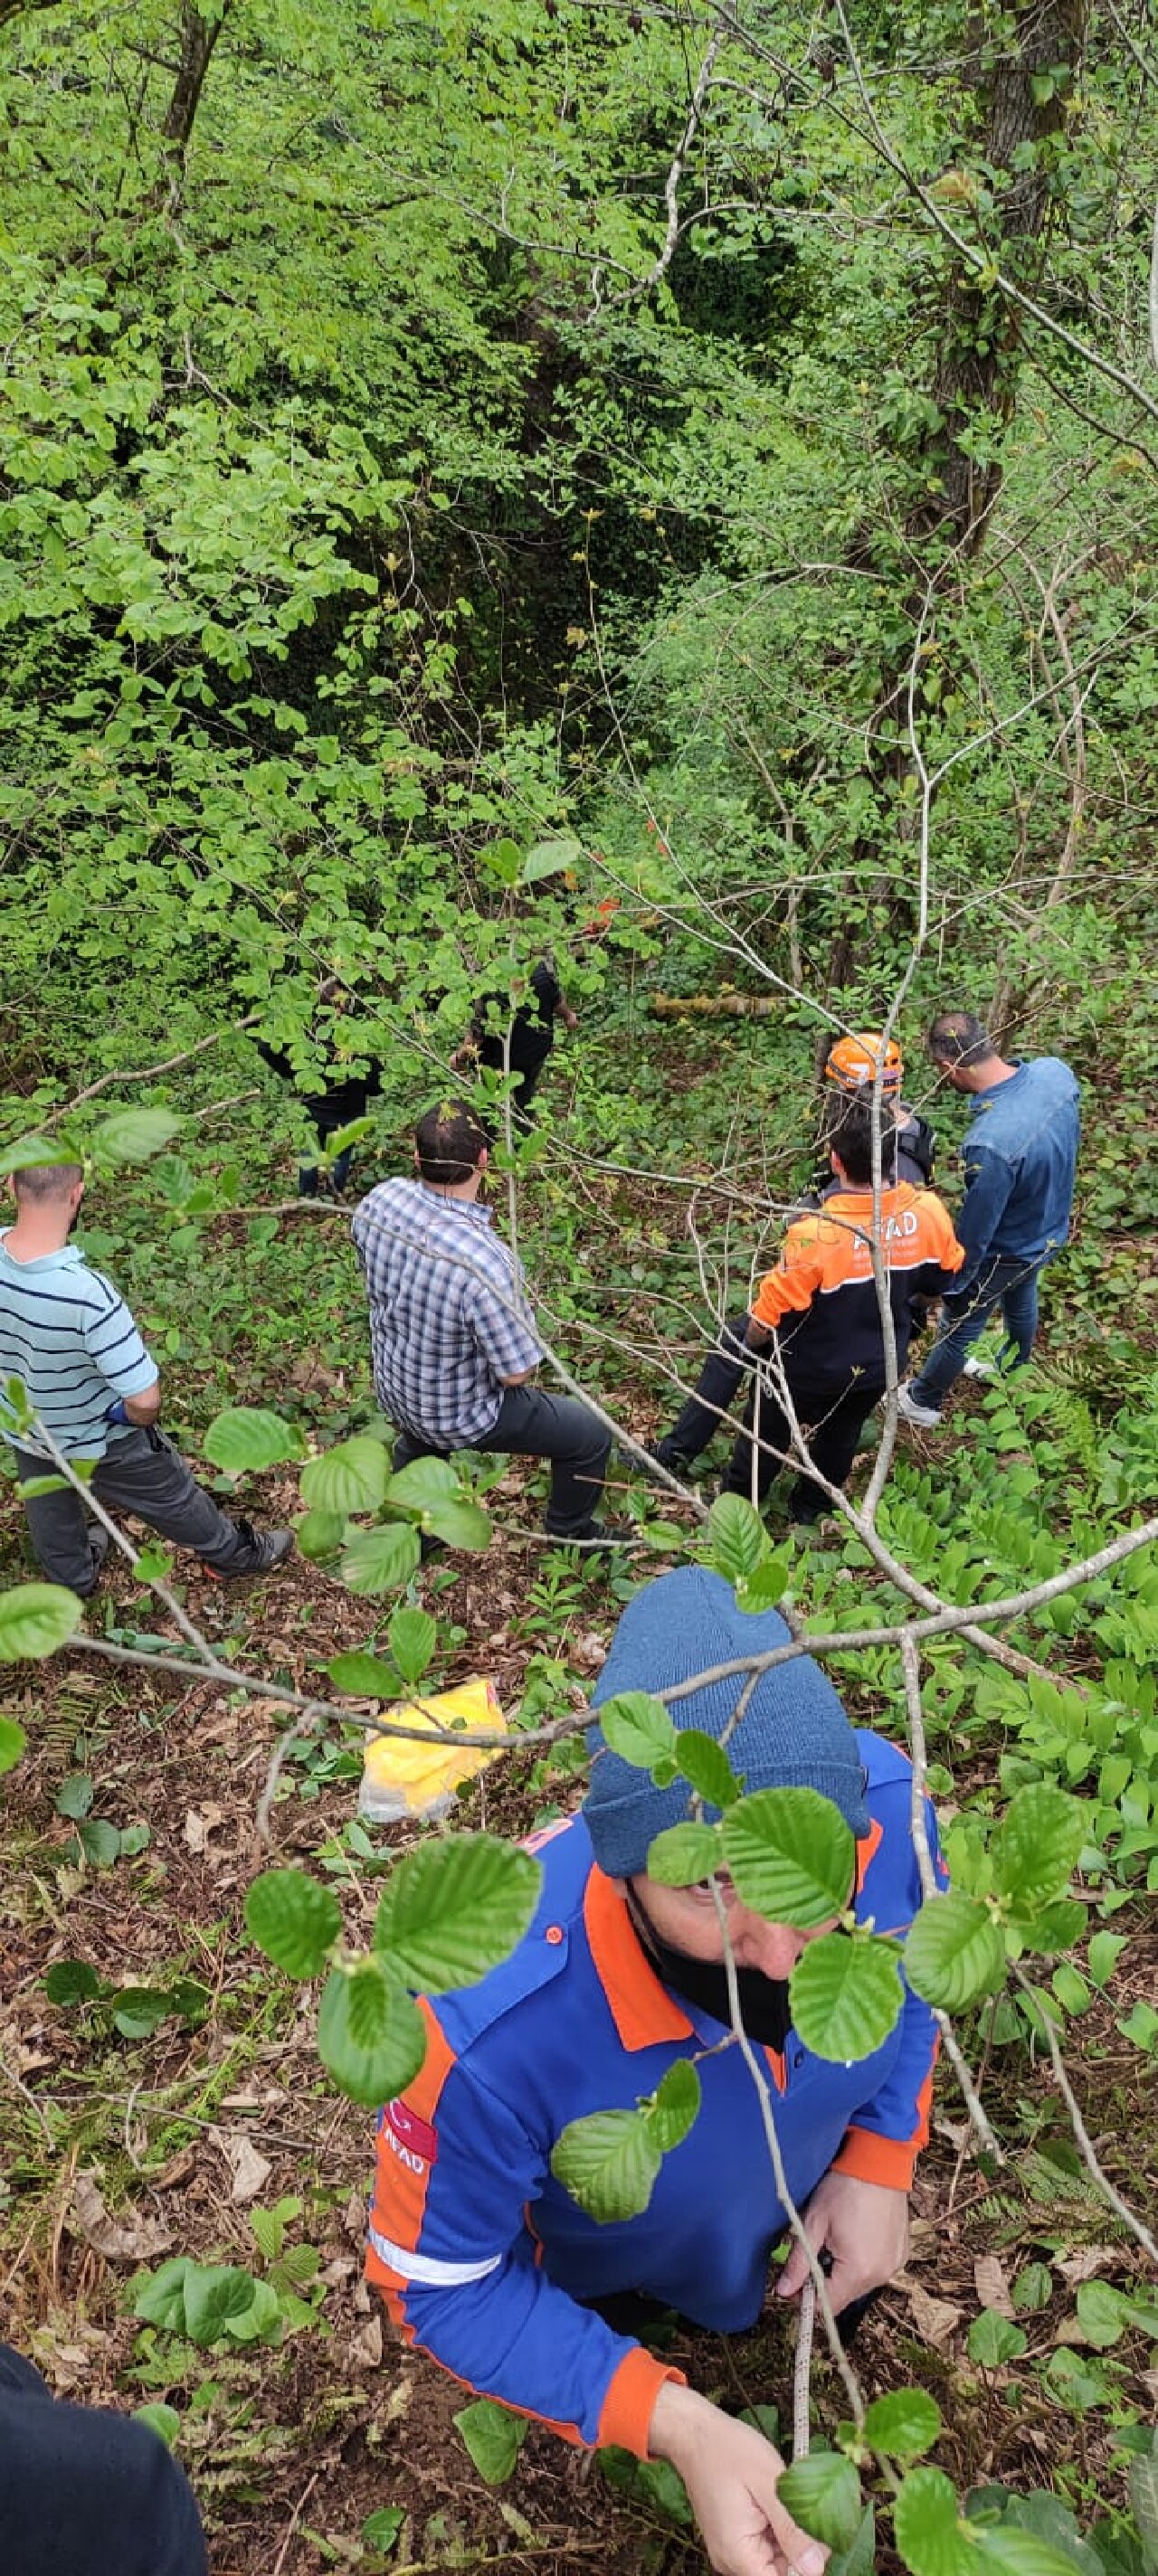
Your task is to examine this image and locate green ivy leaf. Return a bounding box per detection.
[424,1498,492,1551]
[44,1959,101,2005]
[703,1491,766,1581]
[245,1869,342,1977]
[340,1524,422,1594]
[388,1605,438,1684]
[182,2264,260,2346]
[301,1435,392,1516]
[203,1407,302,1472]
[133,2259,193,2332]
[0,1715,27,1773]
[374,1833,541,1991]
[645,1821,724,1885]
[903,1892,1007,2011]
[722,1788,854,1928]
[327,1651,403,1697]
[0,1582,82,1661]
[595,1690,678,1770]
[550,2108,662,2221]
[862,2388,942,2460]
[677,1728,741,1809]
[790,1931,903,2061]
[893,2465,976,2576]
[777,2450,863,2550]
[643,2058,702,2152]
[991,1785,1085,1916]
[317,1958,427,2105]
[91,1108,182,1164]
[386,1456,460,1512]
[454,2395,529,2484]
[968,2311,1028,2367]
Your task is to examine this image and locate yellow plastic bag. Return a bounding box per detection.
[358,1677,507,1823]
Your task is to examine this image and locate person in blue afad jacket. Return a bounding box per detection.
[366,1567,945,2576]
[897,1009,1080,1428]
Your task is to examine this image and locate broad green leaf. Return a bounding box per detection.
[112,1988,174,2040]
[1127,2448,1158,2574]
[91,1108,181,1164]
[1011,2264,1053,2313]
[643,2058,702,2152]
[183,2264,261,2346]
[301,1435,392,1516]
[550,2108,662,2221]
[777,2451,863,2551]
[44,1959,101,2005]
[454,2396,529,2485]
[830,2504,878,2576]
[134,2401,181,2448]
[327,1651,403,1698]
[340,1524,422,1594]
[645,1822,724,1885]
[203,1407,302,1473]
[323,1114,375,1156]
[677,1727,741,1809]
[424,1498,492,1551]
[595,1690,677,1770]
[223,2278,282,2344]
[521,834,583,884]
[375,1833,541,1991]
[245,1869,342,1978]
[133,2259,193,2332]
[903,1893,1007,2011]
[1050,1963,1089,2016]
[704,1492,766,1582]
[991,1785,1085,1915]
[78,1818,122,1867]
[789,1931,903,2061]
[0,1716,27,1773]
[0,1583,82,1661]
[55,1771,94,1819]
[968,2311,1028,2367]
[863,2388,942,2460]
[1014,1899,1087,1955]
[974,2528,1103,2576]
[386,1456,460,1511]
[722,1788,854,1928]
[317,1959,427,2105]
[893,2466,977,2576]
[1073,2279,1126,2349]
[1087,1931,1127,1988]
[0,1132,77,1177]
[388,1605,438,1684]
[736,1551,791,1613]
[295,1508,346,1562]
[361,2505,405,2554]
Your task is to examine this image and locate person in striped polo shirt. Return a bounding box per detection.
[1,1161,291,1596]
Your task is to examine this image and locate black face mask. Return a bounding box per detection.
[624,1884,793,2052]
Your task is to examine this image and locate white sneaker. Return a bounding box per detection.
[897,1382,944,1430]
[963,1356,995,1380]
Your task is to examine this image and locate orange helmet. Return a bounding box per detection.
[824,1030,904,1095]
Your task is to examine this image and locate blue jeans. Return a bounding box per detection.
[299,1142,355,1198]
[910,1253,1043,1410]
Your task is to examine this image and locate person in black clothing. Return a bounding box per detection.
[453,957,578,1129]
[255,977,383,1197]
[0,2342,207,2576]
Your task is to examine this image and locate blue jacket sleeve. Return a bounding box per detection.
[952,1146,1015,1282]
[365,2004,680,2455]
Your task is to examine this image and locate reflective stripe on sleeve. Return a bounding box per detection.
[367,2221,502,2288]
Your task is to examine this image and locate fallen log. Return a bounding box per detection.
[651,992,781,1018]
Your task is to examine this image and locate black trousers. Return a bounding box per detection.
[14,1427,261,1596]
[662,1314,881,1520]
[0,2343,207,2576]
[394,1382,611,1539]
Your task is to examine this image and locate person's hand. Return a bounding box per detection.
[649,2382,828,2576]
[776,2174,910,2314]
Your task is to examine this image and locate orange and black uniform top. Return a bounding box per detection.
[751,1181,964,1390]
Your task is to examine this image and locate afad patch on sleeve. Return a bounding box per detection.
[384,2097,439,2170]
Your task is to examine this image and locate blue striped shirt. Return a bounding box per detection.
[0,1237,157,1459]
[351,1179,542,1445]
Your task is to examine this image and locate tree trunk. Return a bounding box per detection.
[156,0,232,205]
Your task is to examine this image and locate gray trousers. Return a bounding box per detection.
[14,1427,258,1596]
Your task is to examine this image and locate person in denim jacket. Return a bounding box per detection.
[897,1010,1080,1427]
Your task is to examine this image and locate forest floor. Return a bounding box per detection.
[3,1444,1155,2576]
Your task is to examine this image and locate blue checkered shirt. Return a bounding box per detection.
[351,1179,543,1445]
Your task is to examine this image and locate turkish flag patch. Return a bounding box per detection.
[385,2098,439,2164]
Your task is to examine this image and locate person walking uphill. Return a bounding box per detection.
[365,1566,946,2576]
[897,1011,1080,1429]
[453,956,578,1131]
[0,1164,291,1596]
[652,1100,964,1523]
[351,1102,612,1544]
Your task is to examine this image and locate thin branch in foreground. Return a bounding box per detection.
[1011,1964,1158,2268]
[900,1635,1006,2165]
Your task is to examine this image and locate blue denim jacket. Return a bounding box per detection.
[953,1056,1080,1283]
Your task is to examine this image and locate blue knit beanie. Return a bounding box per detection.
[584,1566,869,1878]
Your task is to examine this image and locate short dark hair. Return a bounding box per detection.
[826,1100,897,1187]
[928,1009,992,1067]
[12,1161,84,1201]
[415,1101,489,1186]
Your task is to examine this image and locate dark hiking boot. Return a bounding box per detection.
[213,1523,294,1579]
[646,1441,694,1480]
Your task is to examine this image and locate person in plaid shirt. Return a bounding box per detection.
[352,1103,612,1542]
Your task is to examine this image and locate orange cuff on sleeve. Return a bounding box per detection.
[597,2345,686,2458]
[831,2126,919,2191]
